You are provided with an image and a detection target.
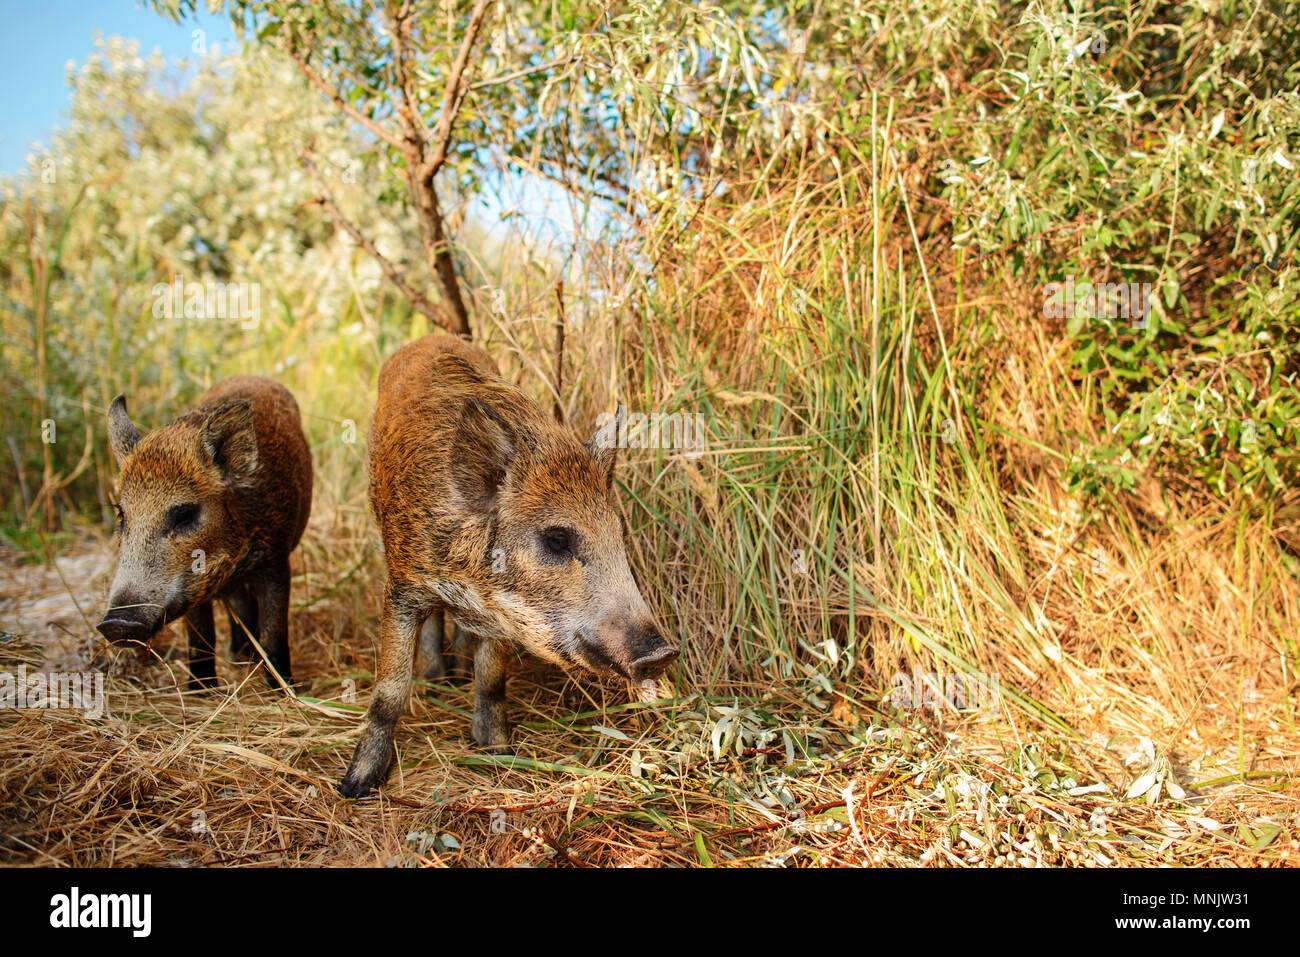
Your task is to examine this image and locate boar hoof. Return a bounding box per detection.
[338,773,375,799]
[338,761,389,799]
[471,719,513,754]
[339,735,396,798]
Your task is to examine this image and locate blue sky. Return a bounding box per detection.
[0,1,585,248]
[0,0,238,172]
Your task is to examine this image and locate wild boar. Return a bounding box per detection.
[339,335,677,797]
[96,376,312,690]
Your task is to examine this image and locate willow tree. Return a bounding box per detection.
[149,0,800,340]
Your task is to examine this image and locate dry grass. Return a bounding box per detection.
[1,521,1296,867]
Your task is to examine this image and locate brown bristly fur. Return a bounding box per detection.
[99,376,312,689]
[339,335,674,798]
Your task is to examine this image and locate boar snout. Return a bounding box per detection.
[593,624,677,681]
[96,598,164,644]
[629,639,681,676]
[627,632,678,681]
[96,617,152,644]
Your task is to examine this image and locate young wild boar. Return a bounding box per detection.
[97,377,312,690]
[339,335,677,797]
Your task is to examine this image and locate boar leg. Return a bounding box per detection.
[339,582,422,797]
[185,601,218,690]
[226,583,259,661]
[418,608,446,681]
[252,556,294,690]
[419,608,471,686]
[471,636,512,753]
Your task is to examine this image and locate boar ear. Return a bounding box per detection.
[583,404,624,486]
[107,395,142,465]
[452,397,524,512]
[200,400,258,482]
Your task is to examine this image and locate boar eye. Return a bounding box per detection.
[166,502,201,534]
[541,526,576,558]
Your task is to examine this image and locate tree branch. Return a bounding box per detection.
[286,46,406,153]
[419,0,496,183]
[300,150,454,331]
[386,0,486,338]
[470,56,571,92]
[389,1,428,157]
